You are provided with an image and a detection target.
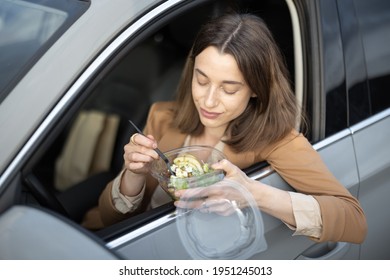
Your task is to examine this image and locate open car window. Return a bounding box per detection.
[24,0,295,236]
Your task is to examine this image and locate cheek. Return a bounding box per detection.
[225,96,251,117]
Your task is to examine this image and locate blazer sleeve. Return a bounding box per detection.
[96,102,177,227]
[264,132,367,243]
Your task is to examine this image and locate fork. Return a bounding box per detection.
[128,120,175,176]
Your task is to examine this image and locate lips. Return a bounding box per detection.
[200,108,221,119]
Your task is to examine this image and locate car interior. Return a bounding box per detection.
[23,0,296,238]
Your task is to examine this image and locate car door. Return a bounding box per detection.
[1,0,378,260]
[106,0,390,260]
[0,0,293,260]
[104,0,361,260]
[7,0,312,260]
[0,205,120,259]
[310,0,390,260]
[349,0,390,260]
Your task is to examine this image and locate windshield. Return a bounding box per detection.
[0,0,89,103]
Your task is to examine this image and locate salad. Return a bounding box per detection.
[168,154,222,190]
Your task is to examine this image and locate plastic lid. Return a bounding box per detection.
[175,179,267,259]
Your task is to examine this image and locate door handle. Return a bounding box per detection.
[296,242,351,260]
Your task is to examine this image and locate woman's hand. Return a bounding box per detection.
[174,180,248,216]
[174,159,295,225]
[123,133,159,174]
[120,133,159,197]
[174,159,257,215]
[212,159,255,188]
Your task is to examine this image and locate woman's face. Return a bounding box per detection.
[192,46,255,133]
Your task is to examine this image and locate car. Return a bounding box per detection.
[0,0,389,260]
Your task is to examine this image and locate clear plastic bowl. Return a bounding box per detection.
[150,145,226,199]
[176,179,267,259]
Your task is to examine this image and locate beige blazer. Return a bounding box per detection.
[96,101,367,243]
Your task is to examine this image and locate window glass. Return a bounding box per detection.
[354,0,390,114]
[0,0,89,103]
[337,0,370,127]
[319,0,348,137]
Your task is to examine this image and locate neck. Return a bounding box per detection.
[190,126,226,147]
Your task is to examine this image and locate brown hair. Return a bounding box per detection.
[173,13,299,152]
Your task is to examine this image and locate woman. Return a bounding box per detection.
[83,13,367,244]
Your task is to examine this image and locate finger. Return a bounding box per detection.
[127,161,149,171]
[174,180,246,207]
[211,159,236,174]
[129,133,157,149]
[174,198,204,209]
[211,160,250,188]
[175,186,211,201]
[124,150,157,166]
[175,197,238,216]
[124,142,159,160]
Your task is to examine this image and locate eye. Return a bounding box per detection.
[221,86,239,95]
[197,76,209,86]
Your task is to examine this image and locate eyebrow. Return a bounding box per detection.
[194,68,244,86]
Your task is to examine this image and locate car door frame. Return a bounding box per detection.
[102,0,362,260]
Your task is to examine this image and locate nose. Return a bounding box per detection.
[204,85,219,107]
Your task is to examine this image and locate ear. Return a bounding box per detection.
[250,92,257,98]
